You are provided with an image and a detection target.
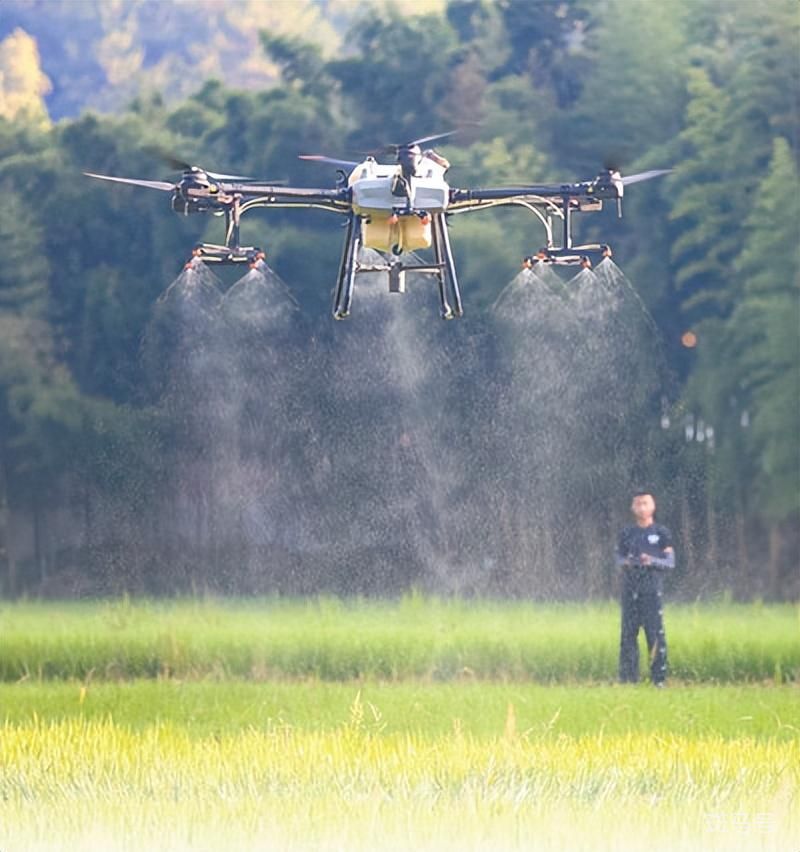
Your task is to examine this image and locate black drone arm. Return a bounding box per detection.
[230,184,350,203]
[448,169,670,212]
[448,183,592,210]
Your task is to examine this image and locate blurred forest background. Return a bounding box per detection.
[0,0,797,599]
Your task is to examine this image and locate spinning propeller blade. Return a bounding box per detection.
[157,153,193,172]
[84,172,175,191]
[366,130,458,156]
[299,154,359,169]
[620,168,673,185]
[205,169,260,181]
[407,131,458,148]
[147,149,257,181]
[592,166,670,217]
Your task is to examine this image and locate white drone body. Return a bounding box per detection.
[348,152,450,255]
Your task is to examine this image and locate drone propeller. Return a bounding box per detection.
[206,169,262,181]
[366,131,458,157]
[403,131,458,149]
[598,149,673,183]
[147,150,258,181]
[620,168,672,185]
[157,153,194,172]
[596,167,672,216]
[84,172,176,191]
[299,154,359,170]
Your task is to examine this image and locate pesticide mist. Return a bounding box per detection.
[91,255,666,597]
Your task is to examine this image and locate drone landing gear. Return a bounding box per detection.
[432,213,463,319]
[333,213,361,319]
[332,213,463,320]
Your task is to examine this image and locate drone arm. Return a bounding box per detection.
[230,184,350,203]
[239,199,350,216]
[449,168,670,212]
[449,184,587,207]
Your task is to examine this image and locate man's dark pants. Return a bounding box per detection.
[619,567,668,684]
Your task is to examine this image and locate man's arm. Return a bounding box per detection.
[639,547,675,569]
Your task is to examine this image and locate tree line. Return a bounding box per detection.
[0,0,797,598]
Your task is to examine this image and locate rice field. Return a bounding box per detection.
[1,596,797,682]
[1,597,797,851]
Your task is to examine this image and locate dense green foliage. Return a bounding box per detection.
[0,0,797,597]
[1,598,797,683]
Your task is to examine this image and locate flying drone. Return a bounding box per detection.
[85,135,670,320]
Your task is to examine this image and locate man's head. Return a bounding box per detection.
[631,490,656,525]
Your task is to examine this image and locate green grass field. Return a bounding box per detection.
[1,597,797,682]
[1,597,797,851]
[2,680,799,739]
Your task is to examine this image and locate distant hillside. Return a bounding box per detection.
[0,0,443,120]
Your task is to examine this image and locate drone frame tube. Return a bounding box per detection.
[432,215,452,319]
[333,212,361,319]
[434,213,462,318]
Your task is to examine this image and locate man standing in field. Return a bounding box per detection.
[616,490,675,686]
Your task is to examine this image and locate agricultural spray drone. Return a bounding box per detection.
[85,135,670,319]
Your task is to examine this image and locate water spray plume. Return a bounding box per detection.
[118,250,673,597]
